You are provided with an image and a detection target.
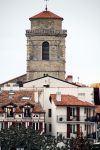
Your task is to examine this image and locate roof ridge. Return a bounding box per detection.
[29,10,63,20]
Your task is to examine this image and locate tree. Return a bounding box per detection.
[0,124,44,150]
[0,125,94,150]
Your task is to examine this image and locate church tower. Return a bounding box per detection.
[26,9,67,81]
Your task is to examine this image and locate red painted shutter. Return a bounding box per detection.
[39,122,43,131]
[22,122,25,126]
[77,107,80,121]
[67,107,70,121]
[67,124,70,138]
[29,122,32,126]
[77,124,80,137]
[12,122,15,126]
[5,122,8,128]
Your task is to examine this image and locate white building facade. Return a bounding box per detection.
[22,76,96,139]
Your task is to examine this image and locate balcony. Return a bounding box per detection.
[24,113,31,118]
[57,115,96,123]
[87,132,96,139]
[26,29,67,37]
[57,115,78,122]
[7,113,14,118]
[85,116,97,122]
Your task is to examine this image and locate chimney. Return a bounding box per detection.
[65,75,73,83]
[56,91,61,101]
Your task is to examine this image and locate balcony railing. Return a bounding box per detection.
[4,112,44,122]
[7,113,14,118]
[87,132,96,139]
[57,115,96,123]
[85,116,97,122]
[26,29,67,37]
[24,113,31,118]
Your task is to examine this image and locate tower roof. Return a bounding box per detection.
[29,10,63,20]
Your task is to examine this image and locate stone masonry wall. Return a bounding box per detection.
[26,17,67,81]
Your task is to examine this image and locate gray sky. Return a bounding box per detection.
[0,0,100,85]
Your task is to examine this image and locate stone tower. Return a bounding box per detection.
[26,9,67,81]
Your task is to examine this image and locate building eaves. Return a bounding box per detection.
[51,94,95,107]
[24,75,81,87]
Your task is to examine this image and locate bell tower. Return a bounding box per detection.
[26,9,67,81]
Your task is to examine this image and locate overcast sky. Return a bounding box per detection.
[0,0,100,85]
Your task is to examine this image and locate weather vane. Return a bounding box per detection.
[44,0,49,11]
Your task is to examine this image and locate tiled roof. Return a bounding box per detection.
[51,94,95,107]
[20,102,34,107]
[96,106,100,113]
[33,103,44,113]
[0,74,26,85]
[29,10,63,20]
[0,90,44,113]
[2,101,17,107]
[15,107,22,113]
[0,107,4,113]
[0,90,35,105]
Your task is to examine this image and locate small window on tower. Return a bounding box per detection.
[42,41,49,60]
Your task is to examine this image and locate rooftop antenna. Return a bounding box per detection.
[77,76,80,83]
[44,0,49,11]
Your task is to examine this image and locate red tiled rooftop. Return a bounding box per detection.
[15,107,22,113]
[0,90,44,113]
[96,106,100,113]
[0,90,35,104]
[2,101,17,107]
[51,94,95,107]
[0,107,4,113]
[33,103,44,113]
[29,10,63,20]
[20,101,35,107]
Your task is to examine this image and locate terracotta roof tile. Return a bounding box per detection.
[20,102,35,107]
[15,107,22,113]
[0,90,44,113]
[51,94,95,107]
[2,101,17,107]
[0,74,26,85]
[96,106,100,113]
[33,103,45,113]
[29,10,63,20]
[0,90,35,105]
[0,107,4,113]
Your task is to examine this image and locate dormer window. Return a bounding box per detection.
[7,107,14,117]
[24,107,31,117]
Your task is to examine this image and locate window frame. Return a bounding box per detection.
[42,41,49,60]
[49,123,52,132]
[48,109,52,117]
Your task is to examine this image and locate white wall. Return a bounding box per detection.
[23,77,95,136]
[23,77,94,103]
[23,76,77,88]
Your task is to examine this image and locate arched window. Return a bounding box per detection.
[42,42,49,60]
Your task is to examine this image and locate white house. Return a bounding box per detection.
[0,90,45,132]
[50,93,96,139]
[21,75,96,138]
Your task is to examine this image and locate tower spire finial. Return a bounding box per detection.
[44,0,49,11]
